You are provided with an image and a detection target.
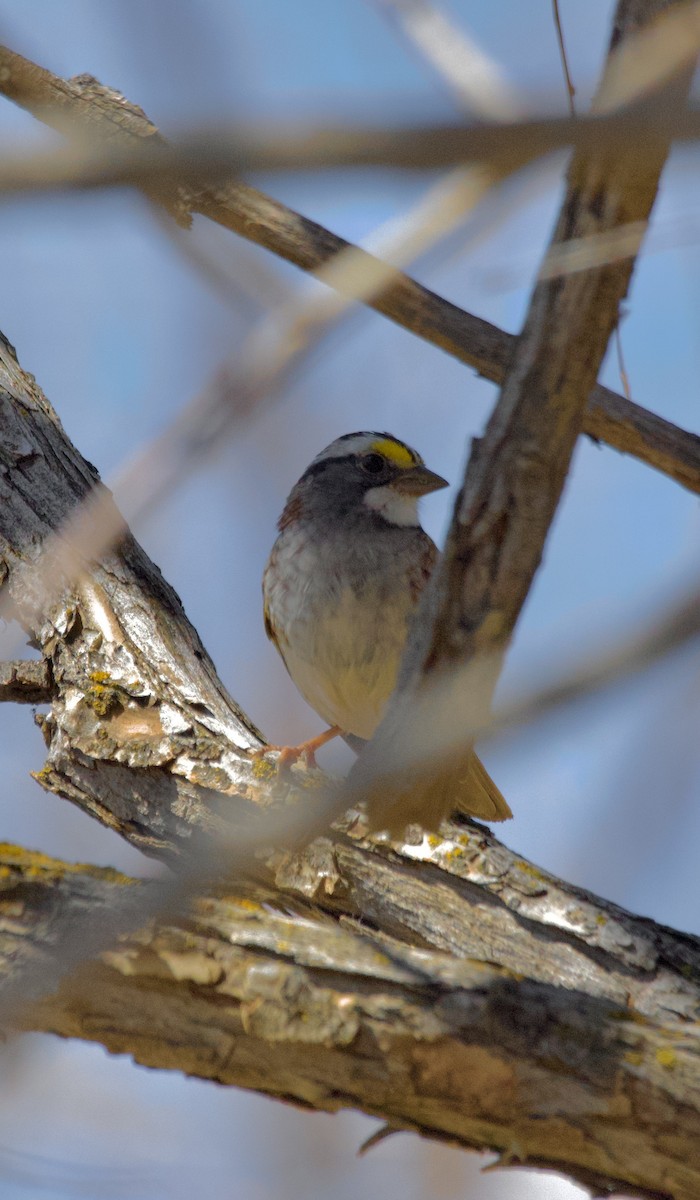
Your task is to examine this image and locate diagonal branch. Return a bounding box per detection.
[0,330,273,862]
[0,46,697,496]
[353,0,698,829]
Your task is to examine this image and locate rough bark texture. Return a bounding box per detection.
[0,659,52,703]
[2,837,700,1200]
[0,330,286,861]
[0,45,698,497]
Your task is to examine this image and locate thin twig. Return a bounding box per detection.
[0,105,698,189]
[552,0,577,116]
[357,1123,401,1155]
[487,579,700,744]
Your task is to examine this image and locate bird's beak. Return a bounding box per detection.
[392,464,449,497]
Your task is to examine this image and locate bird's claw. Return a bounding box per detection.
[253,726,341,773]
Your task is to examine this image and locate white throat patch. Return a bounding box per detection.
[363,485,419,527]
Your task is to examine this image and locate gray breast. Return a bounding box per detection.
[264,518,435,737]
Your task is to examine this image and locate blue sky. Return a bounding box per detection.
[0,3,697,1198]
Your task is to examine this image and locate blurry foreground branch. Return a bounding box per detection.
[0,46,698,496]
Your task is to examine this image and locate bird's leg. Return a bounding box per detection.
[254,726,342,770]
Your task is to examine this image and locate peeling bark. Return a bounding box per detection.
[0,331,286,861]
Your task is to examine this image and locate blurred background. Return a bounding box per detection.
[0,0,698,1197]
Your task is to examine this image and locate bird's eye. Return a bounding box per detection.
[361,453,385,475]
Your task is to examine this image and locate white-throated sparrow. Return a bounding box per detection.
[262,431,511,827]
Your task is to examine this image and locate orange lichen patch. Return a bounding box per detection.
[0,842,135,885]
[252,756,277,780]
[85,680,124,716]
[188,762,231,791]
[514,860,548,882]
[235,898,263,912]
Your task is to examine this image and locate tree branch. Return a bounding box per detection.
[2,835,700,1200]
[0,329,279,862]
[2,96,700,178]
[0,659,52,703]
[0,46,698,497]
[354,0,697,830]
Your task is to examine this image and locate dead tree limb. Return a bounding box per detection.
[354,0,697,830]
[0,330,274,861]
[2,835,700,1200]
[0,45,698,496]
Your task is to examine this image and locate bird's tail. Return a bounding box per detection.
[458,752,512,822]
[345,735,512,832]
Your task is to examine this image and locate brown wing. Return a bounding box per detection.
[408,533,438,605]
[361,535,512,831]
[263,597,276,645]
[262,551,281,652]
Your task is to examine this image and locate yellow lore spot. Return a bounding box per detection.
[370,437,418,468]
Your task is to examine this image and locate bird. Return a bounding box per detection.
[261,431,511,831]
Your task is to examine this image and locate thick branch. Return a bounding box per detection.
[0,46,697,496]
[2,837,700,1200]
[354,0,696,829]
[429,0,685,663]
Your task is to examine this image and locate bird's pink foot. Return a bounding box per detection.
[254,726,342,770]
